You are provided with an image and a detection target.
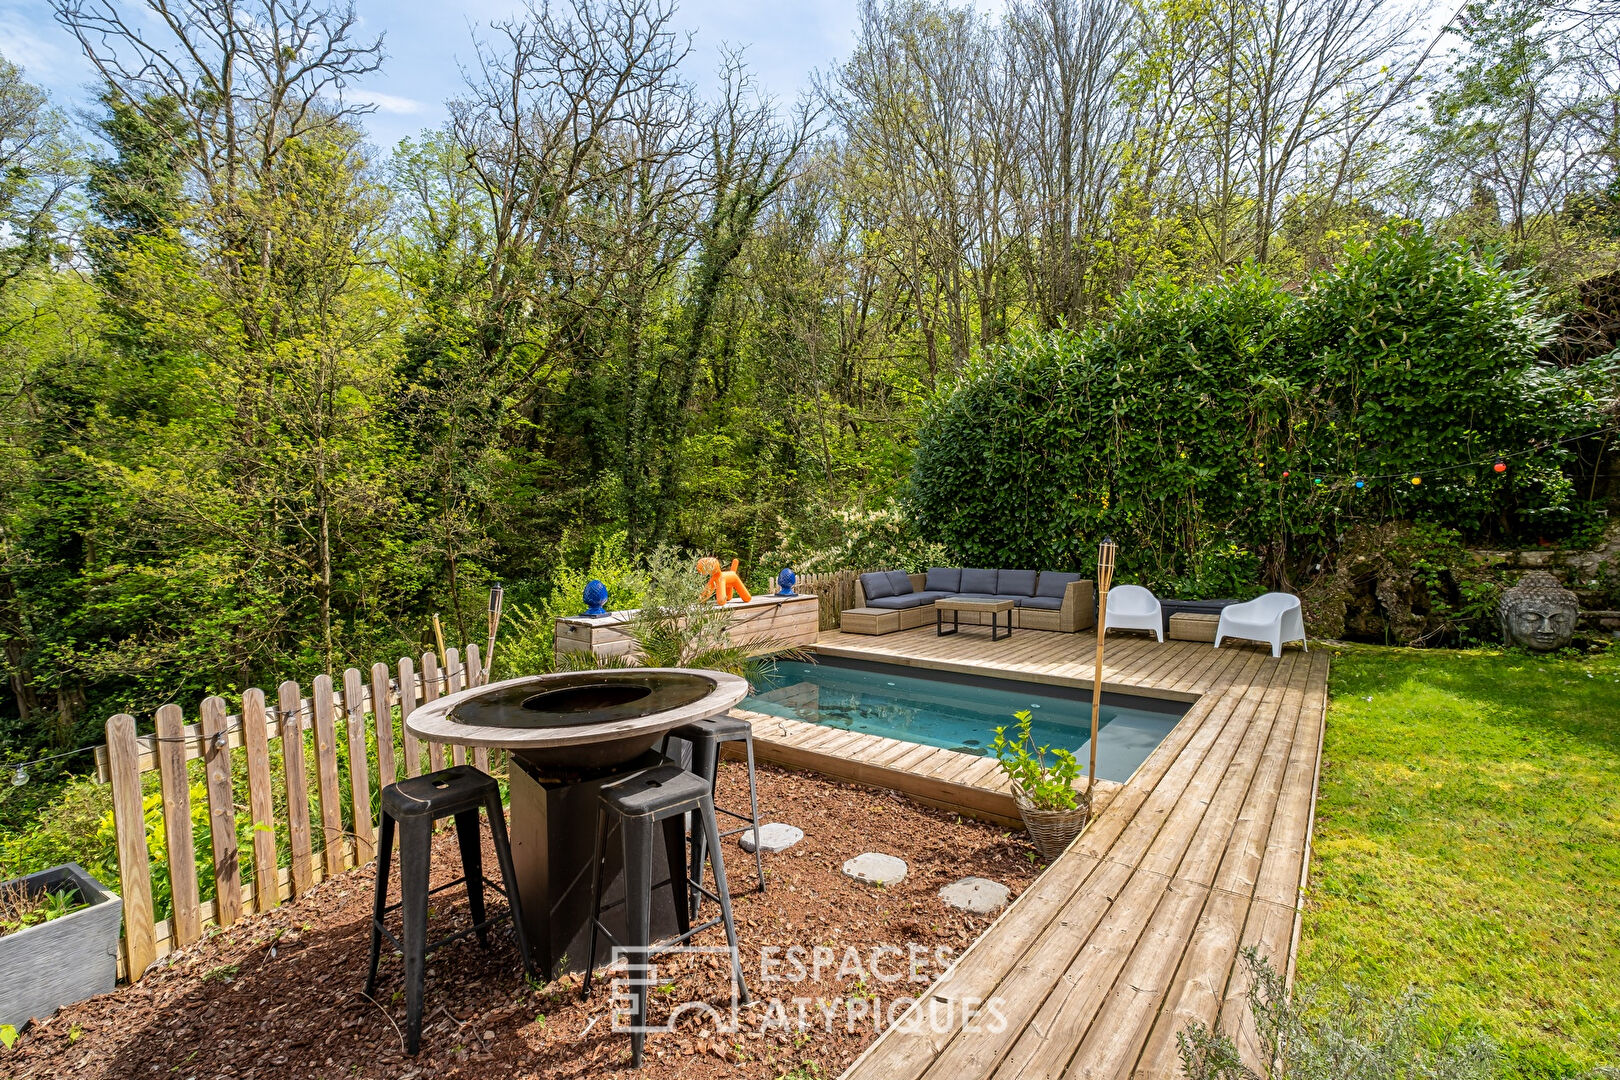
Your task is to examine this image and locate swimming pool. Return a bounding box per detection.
[743,656,1188,784]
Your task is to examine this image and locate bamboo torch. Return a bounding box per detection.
[431,613,447,674]
[484,584,505,684]
[1088,538,1117,800]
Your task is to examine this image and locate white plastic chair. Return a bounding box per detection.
[1103,585,1164,642]
[1215,593,1308,658]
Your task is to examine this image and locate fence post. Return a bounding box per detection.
[342,668,376,864]
[106,713,156,980]
[445,647,467,767]
[421,651,446,772]
[278,680,315,897]
[241,688,279,913]
[466,644,489,772]
[312,674,346,875]
[155,702,201,948]
[398,656,422,778]
[370,662,397,789]
[199,695,242,928]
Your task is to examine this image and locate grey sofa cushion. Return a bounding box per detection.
[909,590,953,604]
[885,569,914,595]
[996,569,1038,596]
[859,571,894,601]
[960,567,998,593]
[1016,595,1064,610]
[924,567,961,592]
[1036,571,1082,598]
[869,593,928,609]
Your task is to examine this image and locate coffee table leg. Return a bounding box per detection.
[937,607,956,637]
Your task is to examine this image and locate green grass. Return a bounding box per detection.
[1299,645,1620,1078]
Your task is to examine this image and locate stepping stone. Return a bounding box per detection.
[740,823,803,853]
[939,876,1010,914]
[842,852,908,886]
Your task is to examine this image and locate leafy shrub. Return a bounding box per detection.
[908,230,1601,588]
[761,498,948,576]
[991,710,1085,812]
[1178,947,1500,1080]
[494,532,648,677]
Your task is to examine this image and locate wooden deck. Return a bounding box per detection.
[739,624,1329,1080]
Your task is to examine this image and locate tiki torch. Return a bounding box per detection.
[1088,538,1117,799]
[485,584,505,683]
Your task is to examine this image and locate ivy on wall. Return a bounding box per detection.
[907,231,1611,595]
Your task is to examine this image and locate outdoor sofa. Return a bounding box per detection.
[842,568,1096,635]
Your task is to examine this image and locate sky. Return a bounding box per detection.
[0,0,871,150]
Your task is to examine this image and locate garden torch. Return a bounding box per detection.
[1089,538,1117,799]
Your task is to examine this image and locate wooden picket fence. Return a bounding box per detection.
[793,569,875,630]
[97,643,494,981]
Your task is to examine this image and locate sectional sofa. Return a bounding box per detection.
[842,567,1096,635]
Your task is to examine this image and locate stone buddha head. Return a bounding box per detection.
[1498,571,1579,652]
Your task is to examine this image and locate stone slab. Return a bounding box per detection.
[938,876,1011,914]
[842,852,908,886]
[740,823,803,853]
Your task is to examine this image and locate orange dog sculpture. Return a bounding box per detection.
[696,557,752,605]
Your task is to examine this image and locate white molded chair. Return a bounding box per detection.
[1215,593,1308,658]
[1103,585,1164,642]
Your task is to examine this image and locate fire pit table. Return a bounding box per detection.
[406,668,749,979]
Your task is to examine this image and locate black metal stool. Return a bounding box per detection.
[582,760,749,1068]
[663,715,765,915]
[364,765,536,1054]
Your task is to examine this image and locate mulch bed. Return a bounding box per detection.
[6,761,1043,1079]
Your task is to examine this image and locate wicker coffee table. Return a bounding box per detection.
[936,597,1014,641]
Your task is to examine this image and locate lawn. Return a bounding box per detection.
[1299,645,1620,1078]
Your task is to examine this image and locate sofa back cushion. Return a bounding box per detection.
[924,567,962,593]
[885,569,915,596]
[960,567,998,594]
[859,571,895,602]
[996,569,1038,596]
[1036,571,1082,599]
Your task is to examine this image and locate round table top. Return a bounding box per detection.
[404,667,750,749]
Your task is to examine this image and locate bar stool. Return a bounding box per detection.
[662,715,765,915]
[365,765,536,1054]
[582,760,749,1068]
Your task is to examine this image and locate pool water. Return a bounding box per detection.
[743,657,1187,784]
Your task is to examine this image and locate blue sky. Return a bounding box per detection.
[0,0,871,149]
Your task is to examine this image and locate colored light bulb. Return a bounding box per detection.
[1494,461,1507,473]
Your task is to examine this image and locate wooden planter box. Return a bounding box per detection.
[1168,613,1220,642]
[555,593,820,662]
[1,863,123,1028]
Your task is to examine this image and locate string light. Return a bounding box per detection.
[2,744,87,787]
[1264,424,1610,489]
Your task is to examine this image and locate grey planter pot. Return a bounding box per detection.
[0,863,123,1029]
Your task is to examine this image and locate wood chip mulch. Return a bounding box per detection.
[5,761,1044,1080]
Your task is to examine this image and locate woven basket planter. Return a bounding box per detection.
[1013,787,1091,860]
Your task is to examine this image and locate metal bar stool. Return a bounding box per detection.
[663,715,765,915]
[365,764,536,1054]
[582,760,749,1069]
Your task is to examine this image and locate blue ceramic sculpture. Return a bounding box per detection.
[777,566,797,597]
[582,578,610,617]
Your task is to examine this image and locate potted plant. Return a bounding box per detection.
[991,711,1091,859]
[0,863,123,1030]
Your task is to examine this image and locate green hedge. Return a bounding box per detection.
[908,231,1607,593]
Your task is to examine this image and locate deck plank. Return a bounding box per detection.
[803,623,1328,1080]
